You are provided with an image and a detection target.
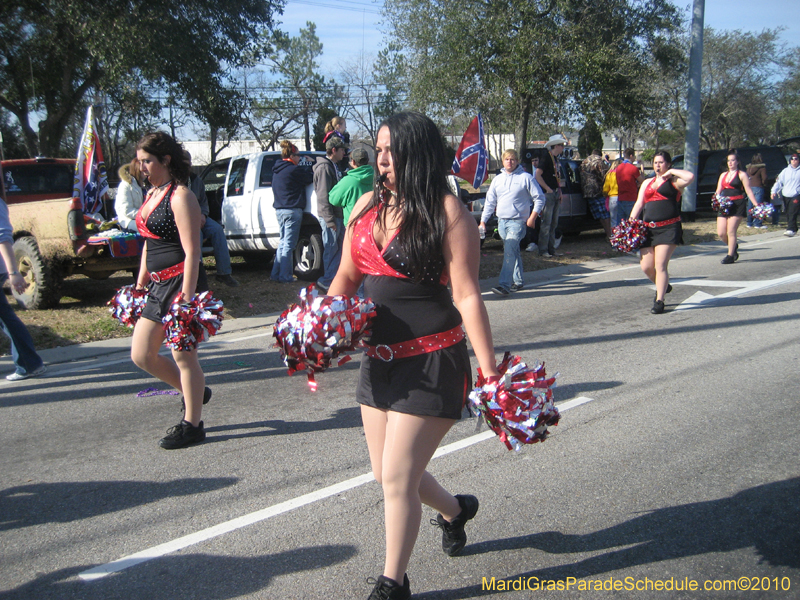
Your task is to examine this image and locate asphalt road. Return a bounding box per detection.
[1,232,799,599]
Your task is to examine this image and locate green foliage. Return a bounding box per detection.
[0,0,282,156]
[578,119,604,158]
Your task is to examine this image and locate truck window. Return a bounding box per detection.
[258,156,277,187]
[3,164,73,197]
[226,158,248,197]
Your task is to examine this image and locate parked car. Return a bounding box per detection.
[671,146,787,212]
[2,158,75,204]
[200,150,326,281]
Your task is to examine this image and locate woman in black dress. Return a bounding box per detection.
[131,132,209,449]
[629,151,694,314]
[715,150,760,264]
[328,112,500,599]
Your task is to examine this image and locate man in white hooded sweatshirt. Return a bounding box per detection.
[480,149,545,296]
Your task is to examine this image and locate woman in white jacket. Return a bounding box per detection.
[115,159,144,231]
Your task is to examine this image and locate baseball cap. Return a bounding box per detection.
[325,136,345,151]
[350,148,369,166]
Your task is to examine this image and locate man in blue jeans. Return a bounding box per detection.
[480,149,544,296]
[0,197,46,381]
[313,137,346,291]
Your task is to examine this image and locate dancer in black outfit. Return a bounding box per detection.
[715,150,760,264]
[132,132,209,449]
[629,151,694,314]
[328,112,500,599]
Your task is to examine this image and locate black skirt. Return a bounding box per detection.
[356,339,471,420]
[641,222,683,248]
[140,274,184,324]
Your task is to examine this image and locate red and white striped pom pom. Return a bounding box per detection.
[610,218,648,253]
[273,285,376,390]
[469,352,560,451]
[162,291,224,351]
[108,284,149,328]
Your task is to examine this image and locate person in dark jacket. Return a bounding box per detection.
[270,141,313,282]
[314,136,346,291]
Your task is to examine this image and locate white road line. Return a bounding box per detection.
[674,272,800,311]
[78,396,595,581]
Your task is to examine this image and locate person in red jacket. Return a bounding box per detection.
[614,148,645,223]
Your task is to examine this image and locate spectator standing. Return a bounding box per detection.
[314,137,347,292]
[187,153,238,287]
[322,116,348,146]
[481,149,544,296]
[536,135,567,257]
[329,148,374,225]
[715,150,760,264]
[115,159,144,232]
[580,149,611,239]
[772,153,800,237]
[604,158,623,228]
[746,153,768,229]
[614,148,645,225]
[0,197,46,381]
[270,141,314,282]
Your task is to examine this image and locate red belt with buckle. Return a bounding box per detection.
[149,262,185,283]
[365,325,465,362]
[646,216,681,228]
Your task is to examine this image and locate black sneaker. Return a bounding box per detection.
[734,243,739,262]
[366,574,411,600]
[432,494,479,556]
[159,420,206,449]
[491,286,510,296]
[509,283,524,292]
[721,255,735,264]
[651,300,665,314]
[181,386,212,412]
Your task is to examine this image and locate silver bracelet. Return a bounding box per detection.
[8,270,19,276]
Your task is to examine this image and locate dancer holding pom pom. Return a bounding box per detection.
[629,151,694,314]
[130,132,211,449]
[328,113,502,599]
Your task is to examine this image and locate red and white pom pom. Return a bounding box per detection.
[162,291,225,351]
[748,203,774,222]
[469,352,560,451]
[108,284,148,328]
[610,218,648,253]
[711,194,734,215]
[273,285,376,390]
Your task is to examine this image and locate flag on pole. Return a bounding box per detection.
[451,114,489,189]
[73,106,109,215]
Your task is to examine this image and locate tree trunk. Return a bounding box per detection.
[514,96,532,160]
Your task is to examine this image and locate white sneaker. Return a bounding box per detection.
[6,364,47,381]
[745,224,753,228]
[525,243,538,252]
[759,226,768,230]
[784,230,796,237]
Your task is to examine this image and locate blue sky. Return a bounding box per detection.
[275,0,799,76]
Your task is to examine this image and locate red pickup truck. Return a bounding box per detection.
[2,158,142,309]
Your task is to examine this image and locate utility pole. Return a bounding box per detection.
[681,0,704,219]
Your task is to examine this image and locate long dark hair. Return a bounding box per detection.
[352,112,449,282]
[136,132,191,185]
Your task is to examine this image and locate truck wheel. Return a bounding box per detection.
[293,231,324,281]
[12,237,63,309]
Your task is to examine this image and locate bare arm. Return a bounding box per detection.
[0,241,25,294]
[171,186,202,300]
[442,195,499,379]
[664,168,694,191]
[738,170,759,205]
[535,168,552,194]
[714,172,725,196]
[628,177,652,221]
[328,192,370,297]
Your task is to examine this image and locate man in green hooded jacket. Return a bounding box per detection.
[329,148,374,225]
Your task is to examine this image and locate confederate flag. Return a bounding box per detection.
[72,105,109,215]
[451,114,489,189]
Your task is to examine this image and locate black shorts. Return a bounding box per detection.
[719,196,747,218]
[356,339,471,420]
[641,222,683,248]
[140,274,183,323]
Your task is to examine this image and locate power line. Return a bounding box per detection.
[288,0,382,15]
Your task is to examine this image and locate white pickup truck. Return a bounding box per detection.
[201,150,326,281]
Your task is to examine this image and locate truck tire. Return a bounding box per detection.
[293,230,324,281]
[12,236,63,309]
